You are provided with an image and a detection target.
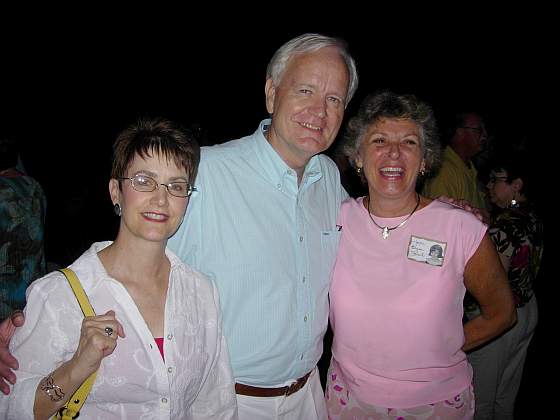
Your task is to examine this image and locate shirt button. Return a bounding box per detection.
[302,276,306,283]
[304,315,308,322]
[167,367,173,373]
[277,183,281,189]
[167,334,173,340]
[161,397,168,404]
[299,236,304,242]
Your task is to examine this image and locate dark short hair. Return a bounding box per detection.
[429,244,443,257]
[489,151,532,199]
[111,118,200,184]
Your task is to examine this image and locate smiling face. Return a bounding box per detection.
[356,118,425,202]
[110,151,189,244]
[265,47,349,172]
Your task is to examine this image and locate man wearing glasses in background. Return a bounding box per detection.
[423,111,497,418]
[423,112,491,222]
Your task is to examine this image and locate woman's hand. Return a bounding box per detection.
[68,310,125,379]
[33,310,126,419]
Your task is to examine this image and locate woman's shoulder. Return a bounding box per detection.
[167,249,215,292]
[493,205,543,237]
[497,205,541,224]
[22,269,87,323]
[26,269,68,296]
[168,258,222,316]
[341,196,365,210]
[423,198,483,219]
[339,196,366,221]
[417,199,487,236]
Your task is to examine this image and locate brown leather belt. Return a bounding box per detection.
[235,371,312,397]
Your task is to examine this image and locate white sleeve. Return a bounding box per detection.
[2,276,81,419]
[189,281,237,420]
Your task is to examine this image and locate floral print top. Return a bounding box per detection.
[466,203,543,312]
[489,204,543,307]
[0,168,47,320]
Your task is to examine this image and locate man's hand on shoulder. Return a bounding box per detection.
[437,196,490,224]
[0,310,25,395]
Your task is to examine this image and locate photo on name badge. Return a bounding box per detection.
[407,236,447,266]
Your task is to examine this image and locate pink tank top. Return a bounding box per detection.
[330,198,487,408]
[154,337,164,360]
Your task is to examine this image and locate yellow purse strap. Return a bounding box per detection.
[55,268,98,420]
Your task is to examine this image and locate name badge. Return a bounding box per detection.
[407,236,447,267]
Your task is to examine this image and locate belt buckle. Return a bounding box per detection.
[284,381,298,397]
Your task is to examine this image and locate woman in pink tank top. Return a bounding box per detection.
[325,91,516,419]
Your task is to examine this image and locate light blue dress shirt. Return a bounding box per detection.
[168,120,347,386]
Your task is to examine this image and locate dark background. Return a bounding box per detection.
[2,16,548,416]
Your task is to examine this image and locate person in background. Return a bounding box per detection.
[466,152,543,419]
[422,112,490,222]
[0,137,47,321]
[0,118,236,419]
[326,91,516,419]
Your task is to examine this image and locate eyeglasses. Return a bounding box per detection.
[488,175,508,184]
[460,126,488,137]
[119,175,196,198]
[460,126,484,132]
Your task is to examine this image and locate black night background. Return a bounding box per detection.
[2,15,549,416]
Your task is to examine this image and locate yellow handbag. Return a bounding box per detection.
[54,268,98,420]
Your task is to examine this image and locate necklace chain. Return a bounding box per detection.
[366,194,421,239]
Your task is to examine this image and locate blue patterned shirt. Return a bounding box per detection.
[0,169,46,320]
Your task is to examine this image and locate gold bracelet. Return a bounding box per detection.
[40,374,65,402]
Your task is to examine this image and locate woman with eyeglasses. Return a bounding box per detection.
[465,152,543,419]
[1,118,237,419]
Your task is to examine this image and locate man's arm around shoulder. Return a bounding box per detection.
[0,311,25,395]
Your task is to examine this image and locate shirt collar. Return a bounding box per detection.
[252,119,323,188]
[69,241,184,288]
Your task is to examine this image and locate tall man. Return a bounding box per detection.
[168,33,357,419]
[0,33,359,420]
